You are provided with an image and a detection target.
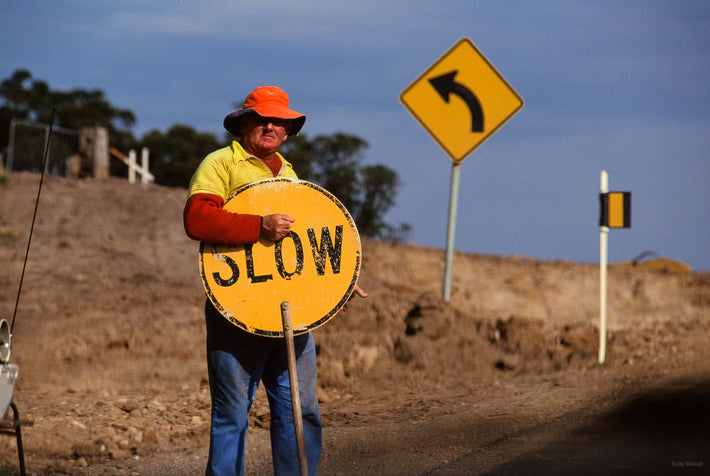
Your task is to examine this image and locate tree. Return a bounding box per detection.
[310,133,365,214]
[1,69,137,161]
[281,132,410,241]
[357,164,398,237]
[0,69,36,152]
[142,124,222,188]
[277,133,314,179]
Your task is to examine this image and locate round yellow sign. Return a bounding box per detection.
[200,178,361,337]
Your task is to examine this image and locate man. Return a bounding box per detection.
[183,86,366,476]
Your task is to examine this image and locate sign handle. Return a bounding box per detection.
[443,162,461,302]
[599,171,609,364]
[280,301,309,476]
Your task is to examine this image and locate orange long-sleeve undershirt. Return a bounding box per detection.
[183,193,262,244]
[184,155,283,244]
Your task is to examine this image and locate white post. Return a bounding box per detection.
[599,170,609,364]
[128,149,137,184]
[140,147,150,185]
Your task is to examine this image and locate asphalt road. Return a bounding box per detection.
[428,378,709,475]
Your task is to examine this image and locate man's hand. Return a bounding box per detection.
[342,284,368,312]
[260,214,295,241]
[351,284,368,300]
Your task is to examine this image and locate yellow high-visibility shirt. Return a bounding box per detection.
[188,141,298,200]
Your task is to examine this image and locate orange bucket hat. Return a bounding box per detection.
[223,86,306,137]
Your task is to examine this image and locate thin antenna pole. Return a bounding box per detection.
[10,108,55,335]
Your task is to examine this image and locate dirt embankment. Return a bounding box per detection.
[0,172,708,475]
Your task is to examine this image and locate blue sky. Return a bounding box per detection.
[3,1,709,270]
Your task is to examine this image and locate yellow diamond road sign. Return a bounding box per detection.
[400,37,524,163]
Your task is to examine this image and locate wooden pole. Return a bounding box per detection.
[79,127,109,180]
[280,301,309,476]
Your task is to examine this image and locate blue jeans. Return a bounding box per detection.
[205,301,322,476]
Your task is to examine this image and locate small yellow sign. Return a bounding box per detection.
[200,178,361,337]
[400,37,524,163]
[600,191,631,228]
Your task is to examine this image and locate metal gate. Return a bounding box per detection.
[6,119,79,177]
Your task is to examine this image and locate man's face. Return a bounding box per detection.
[240,114,292,159]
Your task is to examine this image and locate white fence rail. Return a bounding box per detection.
[109,147,154,184]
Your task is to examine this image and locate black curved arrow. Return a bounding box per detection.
[428,70,484,133]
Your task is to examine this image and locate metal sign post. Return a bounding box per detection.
[443,163,461,301]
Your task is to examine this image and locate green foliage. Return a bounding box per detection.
[1,69,136,155]
[278,134,314,179]
[357,164,397,237]
[282,132,410,241]
[141,124,222,188]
